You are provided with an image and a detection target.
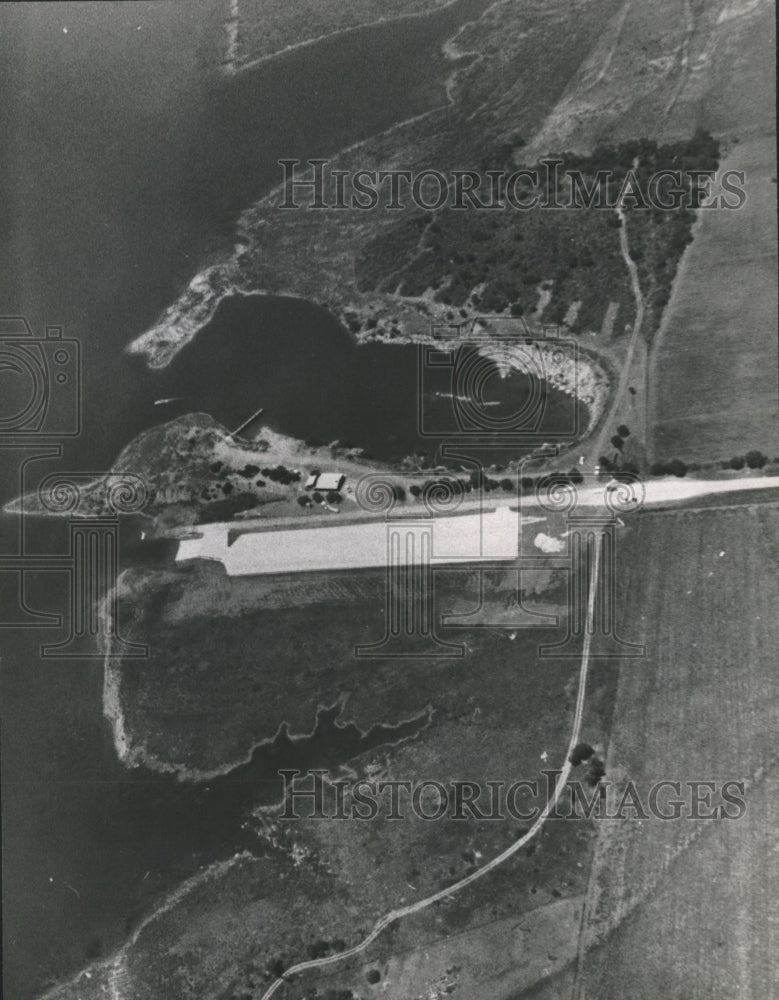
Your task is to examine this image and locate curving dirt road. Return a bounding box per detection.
[258,532,605,1000]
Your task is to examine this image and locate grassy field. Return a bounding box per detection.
[649,135,778,465]
[99,541,621,1000]
[115,554,574,772]
[570,502,779,999]
[648,0,778,466]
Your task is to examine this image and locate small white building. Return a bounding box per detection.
[306,472,345,493]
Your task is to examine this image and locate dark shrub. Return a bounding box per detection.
[586,758,606,786]
[569,742,595,766]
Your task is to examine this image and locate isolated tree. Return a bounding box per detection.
[729,455,745,470]
[611,435,624,451]
[500,478,514,492]
[668,458,687,477]
[617,424,630,438]
[297,495,312,508]
[326,491,342,505]
[409,483,422,498]
[569,742,595,766]
[312,491,324,504]
[393,484,406,501]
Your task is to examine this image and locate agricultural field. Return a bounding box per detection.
[649,134,779,466]
[648,0,778,466]
[572,502,779,999]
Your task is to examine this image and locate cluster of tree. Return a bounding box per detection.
[355,132,720,339]
[722,450,768,470]
[306,490,344,506]
[409,477,470,498]
[261,465,300,485]
[567,740,605,787]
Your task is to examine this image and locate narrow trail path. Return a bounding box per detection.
[589,202,645,466]
[258,533,605,999]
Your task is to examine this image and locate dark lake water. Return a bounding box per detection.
[0,0,538,996]
[159,292,584,466]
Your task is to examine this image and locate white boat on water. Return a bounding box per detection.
[154,396,183,406]
[434,391,501,406]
